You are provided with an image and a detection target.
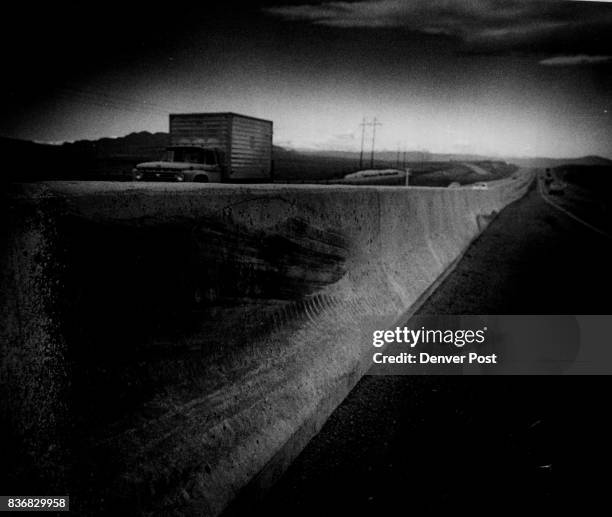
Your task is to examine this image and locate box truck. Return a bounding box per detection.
[133,112,273,183]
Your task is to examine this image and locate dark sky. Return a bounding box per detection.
[2,0,612,157]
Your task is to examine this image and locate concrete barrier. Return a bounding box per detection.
[0,170,533,515]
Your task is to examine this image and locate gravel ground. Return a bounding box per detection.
[254,180,612,515]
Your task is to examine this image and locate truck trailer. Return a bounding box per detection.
[133,112,273,183]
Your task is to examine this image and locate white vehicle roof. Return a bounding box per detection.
[344,169,404,179]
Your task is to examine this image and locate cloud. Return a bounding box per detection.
[263,0,612,55]
[539,54,612,65]
[264,0,537,31]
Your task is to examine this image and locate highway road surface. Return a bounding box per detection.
[255,172,612,515]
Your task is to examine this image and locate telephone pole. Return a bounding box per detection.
[370,117,382,168]
[359,117,367,169]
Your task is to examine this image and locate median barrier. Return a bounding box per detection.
[0,170,533,515]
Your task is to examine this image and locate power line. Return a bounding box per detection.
[370,117,382,168]
[359,117,367,169]
[55,86,182,116]
[55,90,165,116]
[358,117,383,169]
[62,86,181,113]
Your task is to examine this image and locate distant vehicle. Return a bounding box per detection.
[133,112,273,183]
[342,169,407,185]
[343,169,403,179]
[472,182,489,190]
[544,169,554,184]
[548,181,566,195]
[448,181,461,188]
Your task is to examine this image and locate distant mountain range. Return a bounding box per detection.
[292,148,483,163]
[1,131,610,183]
[59,131,170,158]
[507,155,612,168]
[291,148,612,168]
[58,131,610,167]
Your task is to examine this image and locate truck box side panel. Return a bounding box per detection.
[169,114,231,153]
[229,116,272,180]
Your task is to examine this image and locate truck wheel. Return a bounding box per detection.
[194,175,209,183]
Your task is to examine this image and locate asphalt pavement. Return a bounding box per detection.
[254,176,612,515]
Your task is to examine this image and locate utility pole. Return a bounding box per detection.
[359,117,367,169]
[396,144,400,169]
[370,117,382,168]
[402,150,406,170]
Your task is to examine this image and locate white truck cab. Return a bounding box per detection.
[133,145,223,183]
